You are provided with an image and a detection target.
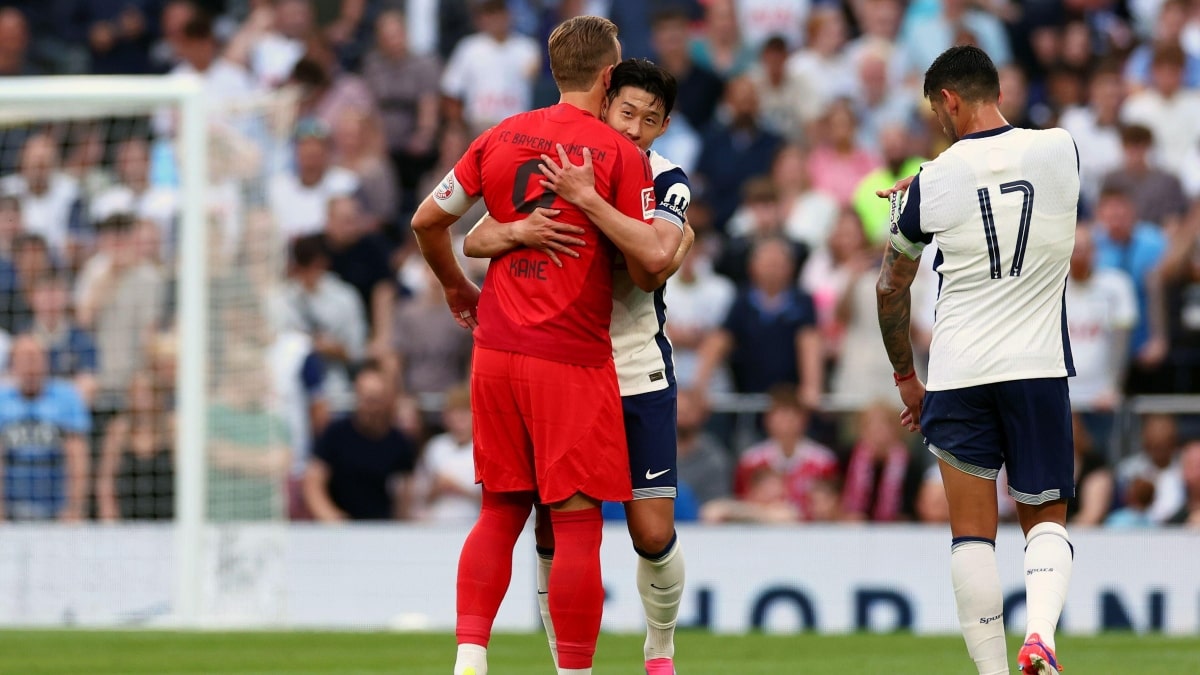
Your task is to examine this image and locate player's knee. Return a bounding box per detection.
[630,525,675,558]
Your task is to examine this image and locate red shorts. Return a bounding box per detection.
[470,346,631,504]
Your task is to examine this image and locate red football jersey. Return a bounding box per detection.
[452,103,655,366]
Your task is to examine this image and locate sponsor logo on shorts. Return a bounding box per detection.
[648,371,664,382]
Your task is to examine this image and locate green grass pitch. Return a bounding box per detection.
[2,630,1198,674]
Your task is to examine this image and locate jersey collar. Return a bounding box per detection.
[959,125,1014,140]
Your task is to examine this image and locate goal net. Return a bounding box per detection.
[0,77,296,626]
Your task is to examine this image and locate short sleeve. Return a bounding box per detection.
[313,422,337,464]
[1110,271,1139,329]
[59,383,91,435]
[653,167,691,230]
[448,126,489,198]
[888,172,931,260]
[440,40,469,98]
[300,352,327,397]
[794,290,817,329]
[612,143,655,225]
[393,432,417,474]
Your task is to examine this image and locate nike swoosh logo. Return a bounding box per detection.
[649,582,679,590]
[645,469,671,480]
[537,591,548,595]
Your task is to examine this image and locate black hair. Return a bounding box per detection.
[291,233,328,268]
[922,45,1000,103]
[289,57,330,89]
[651,7,691,28]
[607,58,677,117]
[181,12,214,41]
[96,213,137,235]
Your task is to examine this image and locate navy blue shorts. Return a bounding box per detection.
[921,378,1074,505]
[623,385,678,500]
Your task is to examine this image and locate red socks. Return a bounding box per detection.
[455,489,534,647]
[548,507,604,670]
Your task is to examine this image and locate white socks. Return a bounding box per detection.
[950,538,1008,675]
[637,536,685,662]
[535,548,559,668]
[1024,522,1073,650]
[453,643,487,675]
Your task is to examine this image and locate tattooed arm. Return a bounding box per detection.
[877,242,924,431]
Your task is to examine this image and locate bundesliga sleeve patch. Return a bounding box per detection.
[431,169,477,216]
[642,187,655,221]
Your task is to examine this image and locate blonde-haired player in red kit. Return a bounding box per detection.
[410,16,684,675]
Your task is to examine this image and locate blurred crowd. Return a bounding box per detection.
[0,0,1199,529]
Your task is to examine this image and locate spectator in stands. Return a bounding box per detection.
[322,195,393,355]
[167,12,258,117]
[806,99,880,208]
[1102,125,1189,229]
[1124,0,1200,91]
[419,383,479,524]
[1060,62,1127,208]
[771,145,838,252]
[62,122,116,203]
[1066,225,1138,453]
[1121,44,1200,175]
[1117,414,1186,524]
[846,0,904,72]
[807,478,845,522]
[280,234,366,414]
[717,177,806,285]
[852,123,925,244]
[0,7,37,77]
[207,343,290,521]
[1167,441,1200,526]
[695,237,822,406]
[747,36,817,142]
[1105,477,1157,528]
[25,272,97,406]
[689,0,755,80]
[0,335,90,521]
[696,76,781,231]
[267,118,359,239]
[733,385,838,519]
[828,231,895,407]
[91,136,178,250]
[74,0,155,75]
[304,361,416,521]
[0,133,84,266]
[226,0,315,89]
[1068,414,1115,527]
[148,0,195,73]
[652,9,725,130]
[664,233,736,392]
[675,388,732,506]
[841,401,924,522]
[899,0,1012,78]
[361,9,440,218]
[1149,214,1200,393]
[914,464,950,524]
[787,5,855,115]
[0,197,30,334]
[1092,185,1167,373]
[851,43,916,149]
[95,373,173,521]
[701,465,800,524]
[802,209,870,370]
[440,0,539,135]
[391,265,472,426]
[75,214,164,413]
[265,328,329,520]
[285,45,377,133]
[996,64,1035,130]
[330,108,398,232]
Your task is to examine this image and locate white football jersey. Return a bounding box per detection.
[611,151,690,396]
[889,125,1080,391]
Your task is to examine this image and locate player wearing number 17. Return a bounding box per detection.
[410,15,684,675]
[875,46,1078,675]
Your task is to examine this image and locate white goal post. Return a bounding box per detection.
[0,76,209,624]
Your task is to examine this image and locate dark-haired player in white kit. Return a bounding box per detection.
[876,45,1077,674]
[466,57,693,675]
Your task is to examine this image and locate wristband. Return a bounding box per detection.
[893,370,916,385]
